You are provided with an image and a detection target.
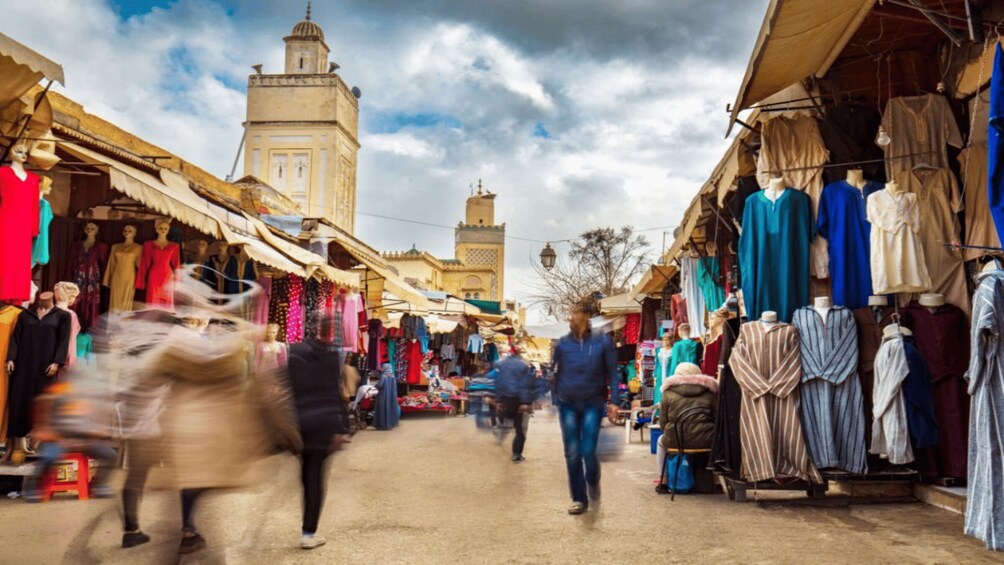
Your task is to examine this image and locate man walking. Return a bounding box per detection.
[492,346,536,462]
[551,305,620,515]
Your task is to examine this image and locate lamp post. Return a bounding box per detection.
[539,243,557,270]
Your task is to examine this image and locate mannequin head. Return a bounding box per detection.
[154,219,171,238]
[709,309,725,331]
[83,222,99,239]
[9,142,28,165]
[122,225,137,241]
[265,323,280,343]
[677,323,691,340]
[661,332,673,348]
[40,176,53,196]
[53,282,80,307]
[195,239,209,255]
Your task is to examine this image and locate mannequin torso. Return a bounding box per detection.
[919,293,945,310]
[765,177,786,203]
[813,296,832,322]
[760,310,779,328]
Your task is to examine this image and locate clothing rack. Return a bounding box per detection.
[761,151,937,176]
[944,242,1004,252]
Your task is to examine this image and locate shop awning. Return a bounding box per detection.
[728,0,875,134]
[58,140,224,238]
[216,222,307,278]
[0,33,64,109]
[598,292,642,314]
[465,299,502,315]
[418,292,482,315]
[326,234,430,311]
[631,264,678,299]
[243,212,359,287]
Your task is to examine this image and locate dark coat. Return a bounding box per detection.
[287,340,349,451]
[659,374,718,451]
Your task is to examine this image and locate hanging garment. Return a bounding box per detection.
[791,307,868,473]
[6,307,71,437]
[103,242,143,312]
[895,168,970,313]
[69,241,108,329]
[964,270,1004,550]
[866,189,932,295]
[680,257,706,338]
[669,339,702,379]
[958,144,1001,260]
[0,167,39,304]
[641,297,660,341]
[251,276,271,326]
[903,302,970,479]
[268,276,291,339]
[136,241,180,309]
[56,305,81,370]
[653,345,672,405]
[223,256,257,295]
[901,337,939,452]
[303,279,322,341]
[340,292,362,352]
[468,334,484,354]
[710,318,743,475]
[367,319,384,371]
[696,257,725,312]
[880,94,963,179]
[0,305,21,440]
[871,334,914,464]
[623,313,641,345]
[819,103,885,183]
[990,43,1004,246]
[755,115,830,278]
[670,294,688,335]
[817,180,882,309]
[852,305,897,445]
[729,321,822,483]
[286,275,305,343]
[31,197,53,267]
[738,189,813,323]
[405,340,424,385]
[701,332,724,378]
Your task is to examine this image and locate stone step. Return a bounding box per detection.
[913,483,967,515]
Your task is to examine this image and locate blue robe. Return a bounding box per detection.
[816,181,881,309]
[739,189,813,322]
[990,43,1004,247]
[902,339,938,451]
[374,365,400,430]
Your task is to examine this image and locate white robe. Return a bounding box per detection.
[866,189,932,296]
[870,335,914,465]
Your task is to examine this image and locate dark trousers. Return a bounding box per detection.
[558,399,605,504]
[301,450,330,534]
[181,489,206,533]
[498,397,530,456]
[122,440,155,532]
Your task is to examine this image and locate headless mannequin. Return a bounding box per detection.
[919,293,945,311]
[765,177,786,203]
[813,296,832,322]
[885,180,901,195]
[847,168,866,190]
[760,310,779,327]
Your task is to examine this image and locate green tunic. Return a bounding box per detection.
[31,198,53,267]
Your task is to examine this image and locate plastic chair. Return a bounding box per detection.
[39,453,90,501]
[660,406,713,501]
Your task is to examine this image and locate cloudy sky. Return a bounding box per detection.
[1,0,768,320]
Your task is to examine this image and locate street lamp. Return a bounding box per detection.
[540,243,557,270]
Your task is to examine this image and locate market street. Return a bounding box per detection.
[0,410,995,564]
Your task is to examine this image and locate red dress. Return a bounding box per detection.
[0,167,39,303]
[136,241,181,308]
[405,340,424,384]
[701,333,724,378]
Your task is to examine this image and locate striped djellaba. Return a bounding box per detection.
[791,307,868,474]
[729,321,823,484]
[870,335,915,465]
[964,270,1004,551]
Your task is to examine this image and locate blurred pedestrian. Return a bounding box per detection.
[492,347,536,462]
[551,305,620,515]
[374,363,400,431]
[341,352,362,402]
[286,328,352,549]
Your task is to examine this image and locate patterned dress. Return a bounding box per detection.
[70,241,108,329]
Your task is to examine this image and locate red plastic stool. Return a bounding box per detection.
[39,453,90,501]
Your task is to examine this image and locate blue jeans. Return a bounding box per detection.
[558,399,605,504]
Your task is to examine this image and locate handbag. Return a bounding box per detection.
[663,454,695,494]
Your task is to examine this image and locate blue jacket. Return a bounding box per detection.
[552,330,620,404]
[493,355,536,404]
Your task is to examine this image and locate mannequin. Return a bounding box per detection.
[701,309,727,378]
[255,323,288,374]
[847,168,866,189]
[919,293,945,309]
[201,243,229,293]
[0,142,41,304]
[69,223,108,331]
[766,177,786,203]
[136,219,181,309]
[103,225,143,312]
[5,291,71,462]
[760,310,779,326]
[885,180,900,195]
[31,176,54,267]
[654,332,674,404]
[868,295,889,307]
[53,282,81,370]
[813,296,832,321]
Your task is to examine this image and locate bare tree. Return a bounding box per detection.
[528,226,649,321]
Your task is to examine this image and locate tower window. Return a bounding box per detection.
[299,57,304,70]
[474,293,480,299]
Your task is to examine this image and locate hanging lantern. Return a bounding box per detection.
[540,243,557,270]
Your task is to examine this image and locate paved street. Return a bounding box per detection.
[0,410,996,564]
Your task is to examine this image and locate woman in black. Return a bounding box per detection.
[285,329,351,550]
